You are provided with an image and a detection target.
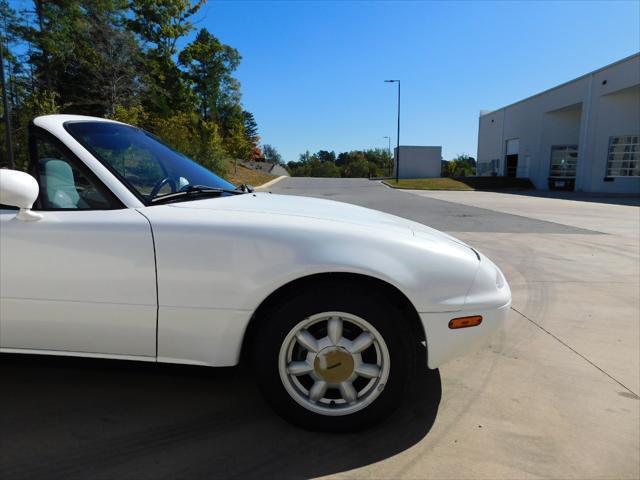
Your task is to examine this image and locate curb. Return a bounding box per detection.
[255,175,288,190]
[381,180,474,191]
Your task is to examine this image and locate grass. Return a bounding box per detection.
[224,160,277,187]
[383,176,535,191]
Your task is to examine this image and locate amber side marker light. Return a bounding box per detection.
[448,315,483,329]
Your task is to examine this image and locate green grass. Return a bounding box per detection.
[383,176,535,191]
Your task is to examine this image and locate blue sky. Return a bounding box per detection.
[194,0,639,162]
[8,0,639,162]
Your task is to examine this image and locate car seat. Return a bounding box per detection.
[41,158,81,208]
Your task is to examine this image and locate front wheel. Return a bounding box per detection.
[253,284,415,431]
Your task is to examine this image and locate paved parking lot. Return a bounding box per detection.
[1,177,638,479]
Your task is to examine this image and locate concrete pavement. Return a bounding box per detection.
[267,178,640,479]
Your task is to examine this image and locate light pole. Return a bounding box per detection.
[384,79,400,182]
[383,135,391,176]
[0,42,15,169]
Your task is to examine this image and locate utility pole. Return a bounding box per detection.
[383,136,391,176]
[0,42,15,169]
[385,80,401,182]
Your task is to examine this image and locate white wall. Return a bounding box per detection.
[395,146,442,178]
[477,53,640,194]
[477,111,503,175]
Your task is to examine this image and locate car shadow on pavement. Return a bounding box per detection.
[0,351,441,479]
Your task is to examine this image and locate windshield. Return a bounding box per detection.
[65,121,236,202]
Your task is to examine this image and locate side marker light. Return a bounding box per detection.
[448,315,483,329]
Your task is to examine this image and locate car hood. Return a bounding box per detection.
[168,192,475,251]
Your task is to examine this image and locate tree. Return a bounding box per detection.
[316,150,336,163]
[129,0,204,117]
[287,151,313,176]
[287,150,340,177]
[309,159,339,177]
[1,0,260,181]
[262,144,282,165]
[179,29,241,121]
[179,29,246,149]
[128,0,204,56]
[1,0,22,102]
[243,110,258,139]
[287,147,395,178]
[87,2,141,115]
[242,110,261,159]
[64,0,141,116]
[1,0,19,166]
[443,154,476,177]
[287,160,308,176]
[341,151,369,178]
[20,0,83,101]
[363,148,392,177]
[12,0,142,117]
[223,121,251,161]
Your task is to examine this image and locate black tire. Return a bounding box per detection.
[252,280,415,432]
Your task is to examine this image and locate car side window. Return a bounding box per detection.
[32,132,121,210]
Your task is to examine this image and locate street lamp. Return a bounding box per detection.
[384,79,400,182]
[383,136,391,176]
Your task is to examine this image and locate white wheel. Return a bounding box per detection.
[278,312,391,416]
[253,280,415,431]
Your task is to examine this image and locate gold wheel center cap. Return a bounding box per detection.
[314,347,354,383]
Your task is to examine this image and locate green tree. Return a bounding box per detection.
[242,110,261,159]
[20,0,83,102]
[243,111,258,138]
[262,144,282,165]
[316,150,336,163]
[64,0,141,115]
[341,151,369,178]
[1,0,20,167]
[179,29,246,144]
[443,154,476,177]
[179,29,241,121]
[129,0,203,117]
[128,0,204,56]
[287,150,340,177]
[309,159,339,177]
[13,0,140,116]
[363,148,392,177]
[223,121,251,161]
[0,0,23,103]
[287,151,313,176]
[143,50,195,117]
[2,0,259,180]
[288,148,393,178]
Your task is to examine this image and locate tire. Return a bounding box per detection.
[252,280,415,432]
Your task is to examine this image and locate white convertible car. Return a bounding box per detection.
[0,115,510,431]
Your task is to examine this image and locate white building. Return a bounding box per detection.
[477,53,640,194]
[394,146,442,179]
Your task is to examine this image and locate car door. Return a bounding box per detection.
[0,127,157,358]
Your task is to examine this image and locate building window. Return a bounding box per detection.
[606,135,639,177]
[549,145,578,178]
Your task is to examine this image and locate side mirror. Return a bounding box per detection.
[0,169,43,221]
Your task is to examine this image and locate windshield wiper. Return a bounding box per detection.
[150,185,246,204]
[236,183,254,193]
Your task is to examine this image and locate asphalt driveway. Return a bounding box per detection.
[1,177,638,479]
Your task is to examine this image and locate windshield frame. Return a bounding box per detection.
[63,120,236,206]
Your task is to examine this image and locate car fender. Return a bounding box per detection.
[139,205,480,367]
